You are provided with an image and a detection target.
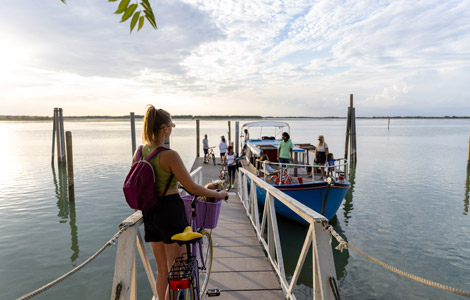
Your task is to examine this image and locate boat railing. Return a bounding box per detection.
[237,167,339,300]
[110,166,203,300]
[260,159,349,185]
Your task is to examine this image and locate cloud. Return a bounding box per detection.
[0,0,468,116]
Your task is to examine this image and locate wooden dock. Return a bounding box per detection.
[190,158,284,299]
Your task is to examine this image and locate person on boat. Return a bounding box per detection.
[242,129,249,155]
[219,135,227,165]
[226,145,238,188]
[202,134,209,164]
[259,154,279,175]
[277,132,293,165]
[314,135,329,180]
[133,105,228,300]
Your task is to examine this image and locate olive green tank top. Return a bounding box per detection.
[141,145,179,192]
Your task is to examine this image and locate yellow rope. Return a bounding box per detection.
[323,223,470,298]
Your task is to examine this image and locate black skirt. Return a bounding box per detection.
[315,151,326,164]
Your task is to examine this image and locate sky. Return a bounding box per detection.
[0,0,468,117]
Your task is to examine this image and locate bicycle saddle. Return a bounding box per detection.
[171,226,202,243]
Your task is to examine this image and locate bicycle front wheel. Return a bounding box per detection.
[196,230,213,298]
[212,155,216,165]
[224,173,231,191]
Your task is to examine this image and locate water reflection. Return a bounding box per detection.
[52,165,80,264]
[464,162,469,215]
[278,215,349,292]
[342,163,357,225]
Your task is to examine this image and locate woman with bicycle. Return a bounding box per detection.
[133,105,228,300]
[226,145,238,189]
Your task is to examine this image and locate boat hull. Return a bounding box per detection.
[252,180,350,224]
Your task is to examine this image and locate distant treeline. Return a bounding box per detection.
[1,115,469,121]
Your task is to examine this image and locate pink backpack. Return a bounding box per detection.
[123,145,173,211]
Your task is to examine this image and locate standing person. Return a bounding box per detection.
[226,146,238,188]
[133,105,228,300]
[277,132,293,165]
[314,135,329,180]
[242,129,249,155]
[202,134,209,164]
[219,136,227,164]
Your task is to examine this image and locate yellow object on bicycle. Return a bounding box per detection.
[171,226,202,242]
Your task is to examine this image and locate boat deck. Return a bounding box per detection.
[190,158,284,299]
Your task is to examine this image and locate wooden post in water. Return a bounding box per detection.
[130,112,136,155]
[235,121,240,156]
[66,131,75,201]
[196,120,200,157]
[59,108,67,166]
[467,128,470,164]
[51,108,57,165]
[350,95,357,163]
[228,121,231,146]
[344,106,351,162]
[55,108,62,166]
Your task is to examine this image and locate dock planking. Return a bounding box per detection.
[190,158,284,299]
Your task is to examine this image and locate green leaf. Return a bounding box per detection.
[130,11,140,33]
[145,13,157,29]
[114,0,130,14]
[108,0,118,2]
[138,15,145,31]
[121,4,137,22]
[61,0,66,3]
[140,0,151,11]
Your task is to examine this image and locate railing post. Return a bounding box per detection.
[111,225,139,300]
[312,222,338,300]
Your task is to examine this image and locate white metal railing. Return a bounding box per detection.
[110,166,203,300]
[260,159,349,185]
[237,168,339,300]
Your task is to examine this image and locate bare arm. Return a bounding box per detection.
[162,150,228,199]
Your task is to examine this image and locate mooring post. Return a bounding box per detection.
[235,121,240,156]
[228,121,231,146]
[55,108,61,166]
[349,94,357,163]
[59,108,66,166]
[467,128,470,165]
[196,119,200,157]
[66,131,75,201]
[51,108,57,165]
[130,112,136,156]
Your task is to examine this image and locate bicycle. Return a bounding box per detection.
[219,163,231,191]
[204,146,216,166]
[168,189,227,299]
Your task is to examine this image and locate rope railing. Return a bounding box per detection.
[321,220,470,298]
[16,224,133,300]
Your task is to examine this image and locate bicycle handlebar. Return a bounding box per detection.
[178,185,229,201]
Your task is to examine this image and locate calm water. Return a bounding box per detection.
[0,119,469,300]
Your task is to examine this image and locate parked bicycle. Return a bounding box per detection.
[204,146,216,165]
[219,163,231,191]
[168,188,227,299]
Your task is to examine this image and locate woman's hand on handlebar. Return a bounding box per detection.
[217,190,229,201]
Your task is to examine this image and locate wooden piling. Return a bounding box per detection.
[59,108,66,166]
[54,109,61,166]
[235,121,240,155]
[66,131,75,201]
[350,106,357,163]
[196,119,200,157]
[344,107,351,161]
[467,128,470,164]
[228,121,231,145]
[130,112,136,155]
[51,108,57,165]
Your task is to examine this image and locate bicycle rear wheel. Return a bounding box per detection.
[224,172,231,191]
[212,154,216,165]
[196,230,213,298]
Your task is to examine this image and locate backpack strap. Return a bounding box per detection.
[145,146,169,161]
[135,145,144,161]
[161,174,174,197]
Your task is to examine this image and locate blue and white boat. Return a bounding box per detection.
[241,121,350,224]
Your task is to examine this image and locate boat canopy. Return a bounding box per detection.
[242,121,290,140]
[241,121,290,129]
